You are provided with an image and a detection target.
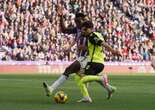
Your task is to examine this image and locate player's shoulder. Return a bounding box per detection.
[91,32,104,41]
[89,32,104,46]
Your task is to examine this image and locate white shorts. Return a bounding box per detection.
[77,56,90,69]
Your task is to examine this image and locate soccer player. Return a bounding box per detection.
[75,21,122,103]
[43,6,90,98]
[43,20,120,103]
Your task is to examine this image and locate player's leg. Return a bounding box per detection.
[96,74,116,100]
[43,60,81,96]
[82,62,116,99]
[75,62,102,102]
[73,57,92,102]
[74,74,92,103]
[79,74,116,100]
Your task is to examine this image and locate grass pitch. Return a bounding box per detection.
[0,74,155,110]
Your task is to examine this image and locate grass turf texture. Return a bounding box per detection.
[0,74,155,110]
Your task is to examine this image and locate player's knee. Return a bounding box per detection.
[80,77,86,84]
[74,74,81,81]
[62,72,69,78]
[63,67,72,77]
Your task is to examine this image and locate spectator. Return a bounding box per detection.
[0,0,154,62]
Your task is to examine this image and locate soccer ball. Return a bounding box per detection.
[54,91,68,104]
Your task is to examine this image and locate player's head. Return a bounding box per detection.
[74,12,89,28]
[81,20,94,36]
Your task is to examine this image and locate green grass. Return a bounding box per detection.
[0,74,155,110]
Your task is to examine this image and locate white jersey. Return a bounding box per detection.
[75,29,88,57]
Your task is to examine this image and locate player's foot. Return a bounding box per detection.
[77,97,92,103]
[43,81,52,96]
[107,86,116,100]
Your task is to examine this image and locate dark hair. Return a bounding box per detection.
[82,21,93,28]
[75,12,86,18]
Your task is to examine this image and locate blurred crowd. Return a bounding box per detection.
[0,0,155,62]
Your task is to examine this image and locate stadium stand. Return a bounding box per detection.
[0,0,155,62]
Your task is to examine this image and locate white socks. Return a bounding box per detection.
[49,75,67,92]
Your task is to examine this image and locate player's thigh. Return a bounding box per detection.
[64,60,81,74]
[85,62,104,75]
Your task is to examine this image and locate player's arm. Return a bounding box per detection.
[102,41,122,56]
[57,5,77,34]
[89,33,122,56]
